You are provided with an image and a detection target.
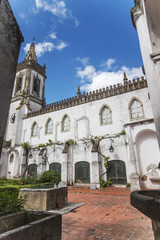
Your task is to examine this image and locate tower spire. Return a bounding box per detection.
[77,86,81,98]
[123,72,128,85]
[25,42,37,62]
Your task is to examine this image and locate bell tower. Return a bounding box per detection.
[3,43,47,149]
[12,42,46,112]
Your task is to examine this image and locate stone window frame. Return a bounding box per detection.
[31,121,38,137]
[128,97,145,121]
[32,75,40,97]
[61,114,70,133]
[45,118,53,135]
[15,73,23,94]
[9,153,14,164]
[99,104,112,126]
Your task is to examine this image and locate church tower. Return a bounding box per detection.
[3,43,46,150]
[1,43,47,177]
[12,42,46,111]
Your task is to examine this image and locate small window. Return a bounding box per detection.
[62,115,70,132]
[31,122,38,137]
[33,78,40,96]
[101,106,111,124]
[46,119,53,134]
[9,154,14,163]
[15,77,22,93]
[130,99,144,119]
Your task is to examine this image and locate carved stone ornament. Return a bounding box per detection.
[131,0,144,29]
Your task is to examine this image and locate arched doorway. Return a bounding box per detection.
[75,161,90,183]
[49,162,61,174]
[107,160,127,184]
[136,130,160,178]
[28,164,37,177]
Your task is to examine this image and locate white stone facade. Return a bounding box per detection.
[1,43,160,190]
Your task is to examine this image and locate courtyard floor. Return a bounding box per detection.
[62,186,154,240]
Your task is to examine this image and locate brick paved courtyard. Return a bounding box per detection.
[62,187,154,240]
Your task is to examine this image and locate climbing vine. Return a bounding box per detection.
[21,129,126,179]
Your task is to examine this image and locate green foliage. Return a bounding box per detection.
[90,135,104,143]
[0,186,19,194]
[104,156,110,169]
[99,178,112,189]
[0,191,26,216]
[66,139,77,145]
[46,139,53,146]
[40,170,61,184]
[119,129,126,136]
[20,176,40,185]
[21,142,31,149]
[126,183,131,188]
[38,144,46,148]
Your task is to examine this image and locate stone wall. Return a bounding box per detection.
[0,0,23,161]
[0,212,62,240]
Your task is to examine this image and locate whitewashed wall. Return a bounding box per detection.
[3,81,160,189]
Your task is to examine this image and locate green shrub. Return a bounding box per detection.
[0,186,19,195]
[99,178,112,189]
[40,170,61,184]
[19,176,40,185]
[53,171,61,185]
[0,191,26,216]
[126,183,131,188]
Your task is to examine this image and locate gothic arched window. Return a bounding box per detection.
[62,115,70,132]
[15,77,22,93]
[45,119,53,134]
[33,77,40,96]
[31,122,38,137]
[100,105,112,125]
[129,98,144,120]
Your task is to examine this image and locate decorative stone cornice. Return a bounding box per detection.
[131,0,144,29]
[24,77,147,119]
[17,60,46,78]
[124,118,154,127]
[150,52,160,63]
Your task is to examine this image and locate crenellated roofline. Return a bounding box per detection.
[24,76,147,119]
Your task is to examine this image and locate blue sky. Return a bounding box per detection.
[10,0,143,104]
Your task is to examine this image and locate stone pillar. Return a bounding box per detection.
[127,126,140,191]
[62,154,68,186]
[0,0,23,157]
[91,152,100,189]
[131,1,160,149]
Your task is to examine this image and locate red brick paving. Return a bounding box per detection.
[62,186,154,240]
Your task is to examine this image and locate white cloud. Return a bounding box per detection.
[101,58,116,70]
[34,0,71,20]
[76,59,144,92]
[76,57,89,66]
[56,41,68,51]
[49,32,57,40]
[24,39,68,57]
[34,0,79,26]
[77,65,96,81]
[24,42,55,57]
[35,0,43,8]
[75,18,80,28]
